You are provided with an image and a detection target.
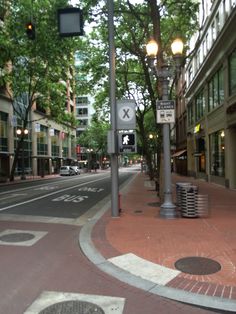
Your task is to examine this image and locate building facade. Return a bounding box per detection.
[178,0,236,189]
[0,92,77,179]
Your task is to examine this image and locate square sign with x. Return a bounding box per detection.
[117,99,136,130]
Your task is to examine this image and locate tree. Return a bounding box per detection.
[77,117,110,167]
[0,0,80,180]
[77,0,199,180]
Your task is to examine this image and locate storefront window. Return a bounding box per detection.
[210,130,225,177]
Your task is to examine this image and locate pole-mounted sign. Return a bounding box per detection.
[117,99,136,130]
[156,100,175,123]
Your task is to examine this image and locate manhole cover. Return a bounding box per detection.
[175,256,221,275]
[0,233,35,243]
[147,202,161,207]
[39,300,105,314]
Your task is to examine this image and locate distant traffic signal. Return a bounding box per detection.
[26,22,35,40]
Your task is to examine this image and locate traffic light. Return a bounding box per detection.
[26,22,35,40]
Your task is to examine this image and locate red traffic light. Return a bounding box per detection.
[26,22,35,39]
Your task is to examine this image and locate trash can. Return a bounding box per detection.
[176,182,192,207]
[180,185,198,218]
[196,194,209,217]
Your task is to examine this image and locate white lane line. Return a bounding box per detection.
[0,176,108,211]
[0,193,27,200]
[0,173,109,195]
[108,253,180,286]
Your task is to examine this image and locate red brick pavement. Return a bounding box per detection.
[92,172,236,302]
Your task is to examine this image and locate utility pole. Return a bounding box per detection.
[108,0,119,217]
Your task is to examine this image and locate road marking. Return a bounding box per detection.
[35,186,58,190]
[0,193,27,201]
[108,253,180,285]
[0,173,109,196]
[0,176,108,212]
[52,195,88,203]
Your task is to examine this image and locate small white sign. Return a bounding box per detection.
[35,123,40,132]
[156,100,175,123]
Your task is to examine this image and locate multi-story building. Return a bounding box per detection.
[76,96,91,137]
[0,79,77,179]
[175,0,236,189]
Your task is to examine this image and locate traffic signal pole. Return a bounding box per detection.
[108,0,119,217]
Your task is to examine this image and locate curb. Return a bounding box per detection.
[79,175,236,313]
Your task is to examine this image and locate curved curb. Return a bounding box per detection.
[79,176,236,313]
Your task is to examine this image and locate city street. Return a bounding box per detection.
[0,168,230,314]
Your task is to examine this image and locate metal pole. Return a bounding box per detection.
[21,134,26,180]
[159,77,177,218]
[108,0,119,217]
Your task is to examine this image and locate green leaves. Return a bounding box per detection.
[1,0,78,123]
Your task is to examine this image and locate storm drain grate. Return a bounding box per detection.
[175,256,221,275]
[39,300,105,314]
[0,232,35,243]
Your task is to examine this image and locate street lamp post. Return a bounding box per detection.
[146,38,184,219]
[16,128,29,180]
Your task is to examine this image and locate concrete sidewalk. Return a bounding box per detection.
[82,171,236,312]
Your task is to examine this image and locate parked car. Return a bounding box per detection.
[70,166,81,175]
[59,166,76,176]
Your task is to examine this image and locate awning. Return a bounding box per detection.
[172,149,187,157]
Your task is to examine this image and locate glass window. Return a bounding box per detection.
[213,73,218,106]
[51,130,60,157]
[188,65,193,84]
[215,12,220,35]
[208,67,224,111]
[229,49,236,95]
[187,103,194,126]
[76,97,88,106]
[62,134,69,158]
[0,112,8,152]
[211,20,216,42]
[195,89,205,121]
[77,108,88,116]
[210,130,225,177]
[208,80,214,111]
[219,67,224,103]
[37,125,48,155]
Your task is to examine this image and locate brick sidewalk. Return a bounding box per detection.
[92,172,236,307]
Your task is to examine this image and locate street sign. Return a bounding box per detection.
[119,132,136,153]
[117,99,136,130]
[156,100,175,123]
